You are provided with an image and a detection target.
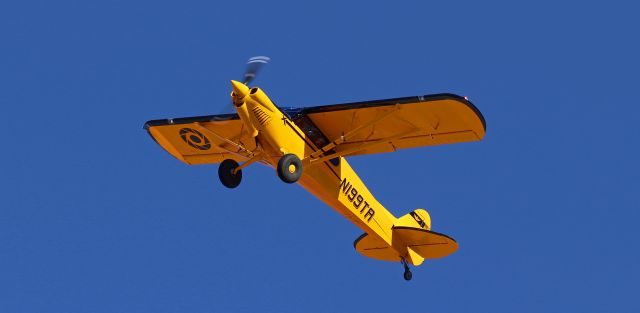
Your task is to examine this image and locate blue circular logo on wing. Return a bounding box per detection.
[179,128,211,150]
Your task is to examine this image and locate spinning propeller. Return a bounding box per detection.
[242,56,270,85]
[222,56,270,113]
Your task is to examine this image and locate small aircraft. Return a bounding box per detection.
[144,57,486,280]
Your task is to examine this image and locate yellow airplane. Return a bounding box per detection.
[144,59,486,280]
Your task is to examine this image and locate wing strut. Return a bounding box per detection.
[195,122,255,158]
[307,128,419,164]
[232,151,264,174]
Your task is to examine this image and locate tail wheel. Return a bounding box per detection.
[277,154,303,184]
[401,258,413,281]
[218,159,242,188]
[403,269,413,281]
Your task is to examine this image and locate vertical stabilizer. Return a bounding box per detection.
[395,209,431,230]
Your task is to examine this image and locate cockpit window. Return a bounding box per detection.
[291,114,330,149]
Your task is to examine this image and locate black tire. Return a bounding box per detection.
[277,154,303,184]
[403,269,412,281]
[218,159,242,188]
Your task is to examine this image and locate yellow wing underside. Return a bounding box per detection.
[304,95,486,157]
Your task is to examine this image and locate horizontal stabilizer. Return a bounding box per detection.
[353,233,401,262]
[392,226,458,259]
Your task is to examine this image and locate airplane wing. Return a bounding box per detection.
[290,93,486,158]
[144,113,257,165]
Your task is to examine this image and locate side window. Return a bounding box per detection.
[293,115,329,149]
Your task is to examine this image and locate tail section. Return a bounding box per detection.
[354,209,458,266]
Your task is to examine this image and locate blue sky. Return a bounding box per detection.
[1,1,638,312]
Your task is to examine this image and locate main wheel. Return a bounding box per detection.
[277,154,303,184]
[403,269,413,281]
[218,159,242,188]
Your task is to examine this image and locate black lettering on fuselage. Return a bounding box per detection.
[360,201,369,213]
[339,178,376,223]
[340,178,352,195]
[353,195,363,209]
[364,208,375,222]
[349,188,357,201]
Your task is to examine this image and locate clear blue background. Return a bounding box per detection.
[1,1,638,312]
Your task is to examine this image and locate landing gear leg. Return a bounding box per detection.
[401,258,412,281]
